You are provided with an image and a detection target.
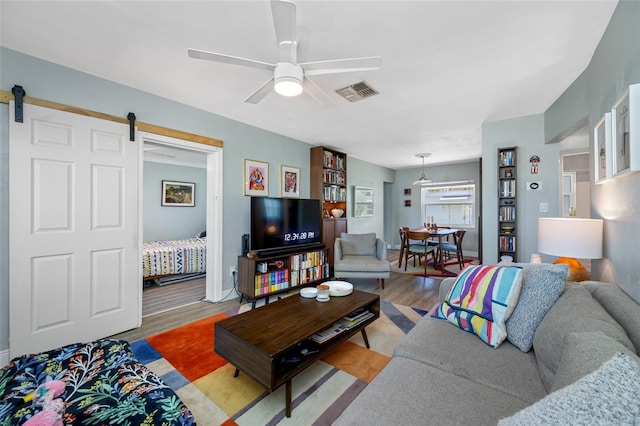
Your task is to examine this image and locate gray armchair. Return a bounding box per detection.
[334,232,391,289]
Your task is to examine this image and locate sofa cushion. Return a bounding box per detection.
[532,284,635,391]
[551,331,640,392]
[432,265,523,348]
[591,284,640,354]
[334,255,390,272]
[506,263,568,352]
[336,357,530,426]
[339,232,377,256]
[395,314,546,403]
[499,353,640,425]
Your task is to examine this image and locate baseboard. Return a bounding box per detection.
[0,349,9,366]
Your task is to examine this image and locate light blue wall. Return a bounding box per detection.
[345,157,395,239]
[143,162,207,241]
[0,48,395,353]
[393,161,480,255]
[543,1,640,302]
[481,114,560,265]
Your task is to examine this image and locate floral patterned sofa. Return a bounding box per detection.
[0,339,196,425]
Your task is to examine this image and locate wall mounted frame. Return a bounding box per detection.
[594,112,612,184]
[611,83,640,177]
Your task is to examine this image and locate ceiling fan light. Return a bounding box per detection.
[275,77,303,97]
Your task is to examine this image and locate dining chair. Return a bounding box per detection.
[440,230,466,269]
[404,230,437,275]
[398,227,410,268]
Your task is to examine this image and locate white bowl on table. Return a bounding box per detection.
[323,281,354,297]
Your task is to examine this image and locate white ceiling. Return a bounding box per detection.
[0,1,617,170]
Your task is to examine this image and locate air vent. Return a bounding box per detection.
[335,81,379,102]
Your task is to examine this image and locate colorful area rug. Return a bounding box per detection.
[130,299,427,426]
[390,257,476,278]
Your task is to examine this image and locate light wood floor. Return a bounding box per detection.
[113,250,444,342]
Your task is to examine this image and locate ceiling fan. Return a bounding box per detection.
[187,0,381,104]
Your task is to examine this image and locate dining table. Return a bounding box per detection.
[411,227,458,270]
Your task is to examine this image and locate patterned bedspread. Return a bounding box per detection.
[0,339,196,425]
[143,237,206,278]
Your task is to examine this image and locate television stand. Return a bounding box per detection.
[238,246,330,305]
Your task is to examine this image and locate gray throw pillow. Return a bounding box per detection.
[505,263,568,352]
[498,353,640,425]
[340,233,377,256]
[532,285,635,392]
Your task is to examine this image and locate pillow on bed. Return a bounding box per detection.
[431,265,523,348]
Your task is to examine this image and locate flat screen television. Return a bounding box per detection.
[250,197,322,254]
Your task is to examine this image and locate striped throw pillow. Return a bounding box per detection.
[432,265,523,348]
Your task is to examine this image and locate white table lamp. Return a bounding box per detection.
[538,217,603,281]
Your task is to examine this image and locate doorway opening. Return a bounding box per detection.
[140,132,223,316]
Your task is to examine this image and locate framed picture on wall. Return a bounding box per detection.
[161,180,195,206]
[280,165,300,198]
[612,90,630,176]
[244,159,269,196]
[593,112,611,184]
[353,186,374,217]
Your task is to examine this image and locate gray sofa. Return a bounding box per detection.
[334,233,390,289]
[337,264,640,425]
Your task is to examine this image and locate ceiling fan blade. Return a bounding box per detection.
[303,77,333,105]
[244,77,275,104]
[302,56,382,76]
[188,48,274,72]
[271,0,298,63]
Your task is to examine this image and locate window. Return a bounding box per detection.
[421,182,475,228]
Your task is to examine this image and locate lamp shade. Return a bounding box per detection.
[538,218,603,259]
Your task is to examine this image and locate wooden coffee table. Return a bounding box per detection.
[214,289,380,417]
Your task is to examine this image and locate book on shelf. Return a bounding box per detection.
[310,323,345,344]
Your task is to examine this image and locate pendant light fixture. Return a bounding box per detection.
[412,153,432,185]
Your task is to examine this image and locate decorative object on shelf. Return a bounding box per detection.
[529,155,540,174]
[244,159,269,196]
[412,153,432,185]
[331,208,344,218]
[594,112,612,183]
[161,180,195,207]
[505,168,513,178]
[280,165,300,198]
[353,186,374,217]
[537,217,603,282]
[501,226,515,234]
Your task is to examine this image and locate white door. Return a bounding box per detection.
[9,102,141,357]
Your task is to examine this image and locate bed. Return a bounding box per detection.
[0,339,196,425]
[143,237,207,279]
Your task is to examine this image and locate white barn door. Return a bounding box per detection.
[9,103,141,357]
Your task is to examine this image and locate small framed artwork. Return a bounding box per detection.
[404,188,412,196]
[244,159,269,196]
[593,112,611,184]
[353,186,374,217]
[612,90,630,176]
[281,165,300,198]
[404,199,411,207]
[161,180,195,206]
